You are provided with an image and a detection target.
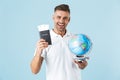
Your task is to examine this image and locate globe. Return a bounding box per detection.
[68,34,92,56]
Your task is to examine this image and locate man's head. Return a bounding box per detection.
[53,4,70,33]
[54,4,70,14]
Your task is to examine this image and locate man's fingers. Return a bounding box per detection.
[36,39,48,50]
[74,60,88,65]
[39,39,46,42]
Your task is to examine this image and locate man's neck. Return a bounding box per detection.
[53,28,66,37]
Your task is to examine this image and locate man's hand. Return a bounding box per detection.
[36,39,48,56]
[74,60,88,69]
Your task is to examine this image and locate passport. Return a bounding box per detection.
[38,24,52,45]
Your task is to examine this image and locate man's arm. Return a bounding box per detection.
[30,39,48,74]
[30,50,43,74]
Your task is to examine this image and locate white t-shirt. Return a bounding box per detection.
[41,30,81,80]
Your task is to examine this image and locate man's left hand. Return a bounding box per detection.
[74,60,88,69]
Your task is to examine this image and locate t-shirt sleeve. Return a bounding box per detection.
[41,49,47,58]
[34,49,47,58]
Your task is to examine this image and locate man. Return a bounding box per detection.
[30,4,88,80]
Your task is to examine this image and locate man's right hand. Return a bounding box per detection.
[36,39,48,56]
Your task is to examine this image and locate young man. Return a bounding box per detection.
[30,4,88,80]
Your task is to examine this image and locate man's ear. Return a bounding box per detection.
[68,17,70,22]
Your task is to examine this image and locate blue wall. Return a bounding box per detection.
[0,0,120,80]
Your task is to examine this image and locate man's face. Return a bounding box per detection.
[53,10,70,32]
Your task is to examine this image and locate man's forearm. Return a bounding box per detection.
[30,53,43,74]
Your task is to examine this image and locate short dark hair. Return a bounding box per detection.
[54,4,70,13]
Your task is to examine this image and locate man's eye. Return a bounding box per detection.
[64,17,68,20]
[57,16,61,19]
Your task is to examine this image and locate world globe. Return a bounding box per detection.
[68,34,92,56]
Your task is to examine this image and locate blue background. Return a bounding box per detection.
[0,0,120,80]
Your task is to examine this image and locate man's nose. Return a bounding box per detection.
[59,18,64,23]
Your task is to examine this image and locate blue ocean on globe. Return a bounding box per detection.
[68,34,92,56]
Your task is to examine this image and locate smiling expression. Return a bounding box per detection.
[53,10,70,33]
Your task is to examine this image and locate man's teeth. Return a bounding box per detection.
[58,23,64,26]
